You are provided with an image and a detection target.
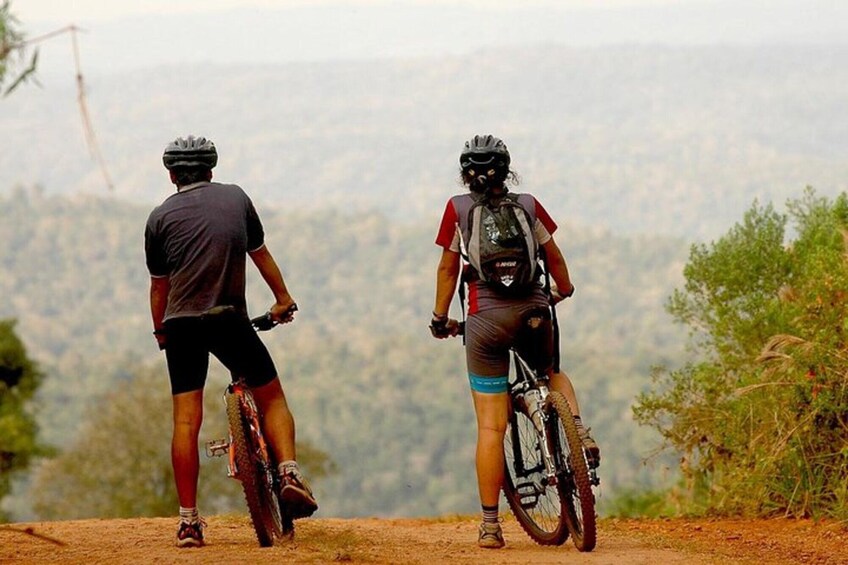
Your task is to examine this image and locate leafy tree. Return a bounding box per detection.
[0,319,46,521]
[0,1,37,95]
[635,188,848,519]
[31,364,335,520]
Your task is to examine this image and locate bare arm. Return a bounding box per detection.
[248,244,297,322]
[433,248,461,317]
[149,276,170,348]
[541,237,575,299]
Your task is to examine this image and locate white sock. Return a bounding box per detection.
[278,460,299,476]
[179,506,199,524]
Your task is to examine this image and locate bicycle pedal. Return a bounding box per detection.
[590,469,601,487]
[519,495,540,509]
[205,439,230,457]
[515,481,541,509]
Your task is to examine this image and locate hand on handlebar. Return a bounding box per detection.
[253,302,297,331]
[550,283,575,306]
[270,301,298,325]
[429,315,460,339]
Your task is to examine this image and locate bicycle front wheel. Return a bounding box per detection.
[546,391,596,551]
[226,390,283,547]
[502,402,569,545]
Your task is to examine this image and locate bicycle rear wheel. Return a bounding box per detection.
[226,389,283,547]
[546,391,596,551]
[502,401,569,545]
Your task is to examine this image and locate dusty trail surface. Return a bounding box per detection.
[2,515,846,564]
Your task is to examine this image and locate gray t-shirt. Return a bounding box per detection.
[145,181,264,321]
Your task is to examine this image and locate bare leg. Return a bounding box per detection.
[251,377,296,463]
[549,370,580,416]
[470,390,510,507]
[549,369,599,463]
[253,377,317,518]
[172,389,204,508]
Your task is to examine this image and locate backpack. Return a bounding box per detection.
[455,192,539,295]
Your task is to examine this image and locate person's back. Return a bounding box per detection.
[145,135,317,548]
[146,181,262,319]
[430,134,598,549]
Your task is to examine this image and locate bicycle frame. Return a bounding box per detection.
[514,352,600,487]
[206,381,271,481]
[204,311,299,546]
[205,311,282,479]
[207,375,289,547]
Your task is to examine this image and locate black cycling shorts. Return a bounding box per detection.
[163,314,278,395]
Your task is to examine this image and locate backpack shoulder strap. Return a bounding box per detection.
[513,193,539,225]
[451,193,482,340]
[450,193,477,259]
[450,193,477,233]
[499,193,539,264]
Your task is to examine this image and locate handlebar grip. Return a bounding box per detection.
[250,303,298,331]
[251,313,277,331]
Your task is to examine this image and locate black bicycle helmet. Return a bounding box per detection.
[162,135,218,170]
[460,134,510,171]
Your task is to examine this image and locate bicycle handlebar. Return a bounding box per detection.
[250,303,298,331]
[251,313,277,332]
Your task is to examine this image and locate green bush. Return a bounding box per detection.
[0,319,47,522]
[635,188,848,519]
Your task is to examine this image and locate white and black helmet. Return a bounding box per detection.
[460,134,511,171]
[162,135,218,170]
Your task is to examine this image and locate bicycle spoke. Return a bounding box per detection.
[547,391,597,552]
[502,407,568,544]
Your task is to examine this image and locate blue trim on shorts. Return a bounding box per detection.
[468,373,509,394]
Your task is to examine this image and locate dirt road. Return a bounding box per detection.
[2,515,846,564]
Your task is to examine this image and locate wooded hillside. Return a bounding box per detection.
[0,190,686,519]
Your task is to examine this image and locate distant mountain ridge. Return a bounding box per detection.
[2,43,846,239]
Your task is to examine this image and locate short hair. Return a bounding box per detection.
[172,167,211,187]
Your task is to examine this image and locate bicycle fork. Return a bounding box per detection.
[514,388,560,486]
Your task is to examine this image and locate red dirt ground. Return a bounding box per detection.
[2,515,846,564]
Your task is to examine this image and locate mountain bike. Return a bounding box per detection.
[456,311,600,551]
[503,340,599,550]
[205,312,294,547]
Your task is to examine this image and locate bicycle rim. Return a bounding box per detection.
[546,391,596,552]
[502,406,568,545]
[226,390,283,546]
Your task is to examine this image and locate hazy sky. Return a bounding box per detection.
[18,1,685,23]
[13,0,848,77]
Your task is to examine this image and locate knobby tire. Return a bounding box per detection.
[547,391,596,551]
[502,401,569,545]
[226,390,282,547]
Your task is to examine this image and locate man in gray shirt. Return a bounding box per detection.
[145,135,317,547]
